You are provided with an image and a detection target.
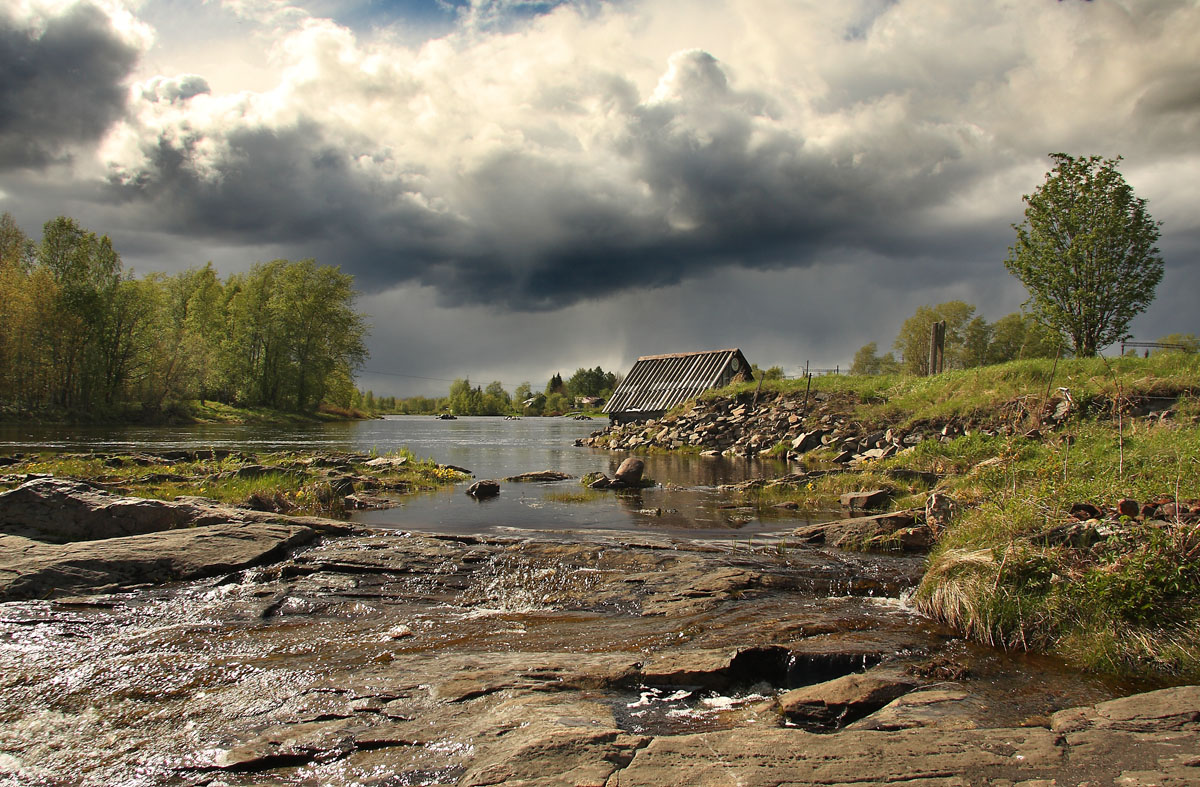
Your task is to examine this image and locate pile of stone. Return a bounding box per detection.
[577,390,949,463]
[1041,496,1200,548]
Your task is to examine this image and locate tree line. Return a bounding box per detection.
[0,213,367,416]
[357,366,623,417]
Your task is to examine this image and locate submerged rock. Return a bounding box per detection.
[504,471,572,483]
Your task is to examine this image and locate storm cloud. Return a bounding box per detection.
[3,0,1200,388]
[88,0,1200,311]
[0,2,140,169]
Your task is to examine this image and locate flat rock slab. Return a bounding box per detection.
[503,471,573,482]
[0,521,319,600]
[0,478,248,543]
[794,510,930,552]
[778,670,918,729]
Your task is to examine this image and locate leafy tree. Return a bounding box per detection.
[962,317,993,369]
[1154,333,1200,354]
[850,342,900,375]
[750,364,784,380]
[482,381,511,414]
[1005,154,1164,357]
[513,382,533,406]
[893,301,976,375]
[988,312,1067,363]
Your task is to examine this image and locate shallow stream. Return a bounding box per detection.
[0,416,1155,785]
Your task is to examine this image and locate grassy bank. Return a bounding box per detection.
[0,399,374,426]
[0,449,467,517]
[713,354,1200,680]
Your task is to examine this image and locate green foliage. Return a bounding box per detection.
[850,342,900,375]
[988,312,1067,363]
[1155,334,1200,355]
[750,364,785,380]
[1005,153,1164,357]
[0,215,370,418]
[893,300,976,374]
[566,366,617,398]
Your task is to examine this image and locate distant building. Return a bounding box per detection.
[576,396,605,409]
[604,348,754,425]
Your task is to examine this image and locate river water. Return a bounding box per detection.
[0,416,1149,786]
[0,415,809,539]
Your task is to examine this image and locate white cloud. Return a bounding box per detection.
[5,0,1199,374]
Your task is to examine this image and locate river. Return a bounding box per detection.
[0,416,1148,786]
[0,415,811,539]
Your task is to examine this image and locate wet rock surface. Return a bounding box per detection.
[1,522,1187,786]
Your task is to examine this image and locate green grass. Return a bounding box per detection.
[699,354,1200,433]
[914,413,1200,680]
[2,448,467,517]
[543,489,605,504]
[698,354,1200,680]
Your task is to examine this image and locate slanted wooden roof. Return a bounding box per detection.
[604,349,753,418]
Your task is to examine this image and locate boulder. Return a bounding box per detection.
[614,458,645,486]
[824,510,924,551]
[924,492,957,533]
[465,480,501,499]
[0,478,250,544]
[0,522,320,601]
[840,489,891,512]
[790,431,826,454]
[777,671,918,729]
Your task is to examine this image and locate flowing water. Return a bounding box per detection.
[0,416,1150,785]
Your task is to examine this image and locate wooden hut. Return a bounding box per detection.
[604,349,754,424]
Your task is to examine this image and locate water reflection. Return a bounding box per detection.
[0,415,815,538]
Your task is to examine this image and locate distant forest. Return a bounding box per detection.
[359,367,623,417]
[0,213,366,418]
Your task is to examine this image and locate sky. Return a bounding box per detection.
[2,0,1199,396]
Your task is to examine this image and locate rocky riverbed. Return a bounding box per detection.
[3,478,1198,785]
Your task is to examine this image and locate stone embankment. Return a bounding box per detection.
[578,390,986,462]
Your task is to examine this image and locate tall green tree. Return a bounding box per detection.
[1005,154,1164,357]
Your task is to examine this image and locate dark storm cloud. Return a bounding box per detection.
[108,48,1007,312]
[0,3,139,169]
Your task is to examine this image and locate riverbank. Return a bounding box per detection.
[1,431,1198,783]
[0,399,376,427]
[3,485,1196,784]
[582,354,1200,680]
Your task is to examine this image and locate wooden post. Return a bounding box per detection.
[927,321,946,375]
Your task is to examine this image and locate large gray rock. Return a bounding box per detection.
[777,671,918,729]
[614,457,645,486]
[466,479,501,498]
[0,522,319,600]
[0,478,250,543]
[839,489,891,512]
[793,510,929,552]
